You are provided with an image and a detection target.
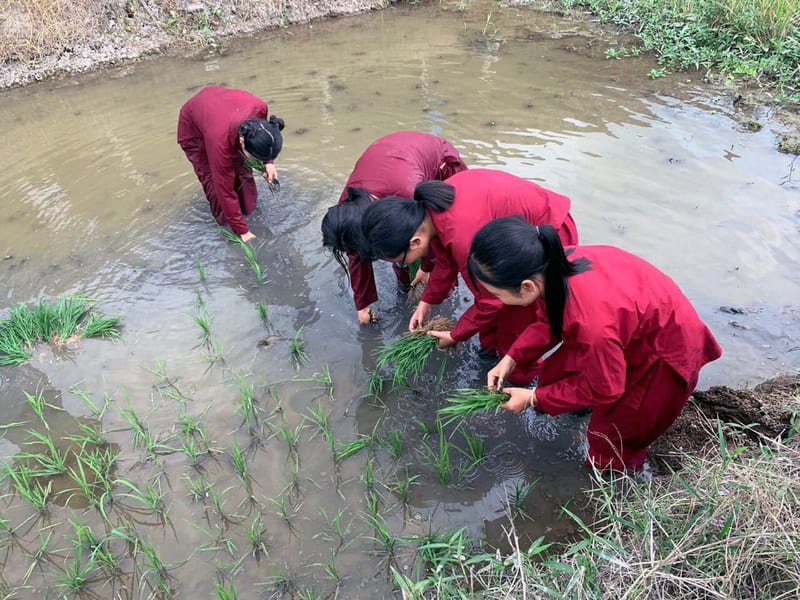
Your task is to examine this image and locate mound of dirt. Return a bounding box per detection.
[649,374,800,473]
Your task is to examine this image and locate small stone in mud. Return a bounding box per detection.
[257,336,280,348]
[778,132,800,155]
[486,120,496,128]
[294,128,307,135]
[743,120,763,132]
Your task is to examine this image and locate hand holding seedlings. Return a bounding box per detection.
[408,300,433,332]
[499,386,537,413]
[427,329,456,349]
[487,354,517,391]
[358,307,377,325]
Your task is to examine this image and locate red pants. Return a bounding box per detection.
[178,137,257,226]
[586,361,695,472]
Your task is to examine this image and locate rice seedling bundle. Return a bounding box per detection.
[0,298,122,365]
[437,388,510,426]
[369,317,453,392]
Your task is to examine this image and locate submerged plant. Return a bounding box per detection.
[437,388,509,426]
[288,327,309,371]
[219,227,264,284]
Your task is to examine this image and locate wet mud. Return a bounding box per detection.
[650,374,800,473]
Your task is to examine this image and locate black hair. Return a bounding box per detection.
[360,180,455,260]
[239,115,285,161]
[467,216,591,339]
[321,187,374,272]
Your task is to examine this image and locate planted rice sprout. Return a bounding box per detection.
[219,227,264,284]
[437,387,510,426]
[289,327,309,371]
[369,316,454,395]
[4,461,51,512]
[508,479,538,521]
[246,513,269,559]
[420,420,453,485]
[19,429,70,476]
[196,256,207,282]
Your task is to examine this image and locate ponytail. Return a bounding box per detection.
[468,217,590,339]
[361,180,455,260]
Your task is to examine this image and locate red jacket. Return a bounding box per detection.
[421,169,577,343]
[339,132,467,310]
[177,86,269,234]
[508,246,722,413]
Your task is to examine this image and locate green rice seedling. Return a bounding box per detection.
[268,491,302,530]
[204,482,240,523]
[55,548,95,595]
[297,586,322,600]
[7,302,38,346]
[65,453,112,517]
[82,445,119,487]
[242,155,266,174]
[195,287,206,310]
[0,325,32,364]
[215,578,238,600]
[256,300,271,329]
[314,506,353,550]
[116,478,170,524]
[220,227,264,284]
[54,296,91,342]
[65,419,108,449]
[81,312,122,339]
[416,419,435,439]
[196,256,207,282]
[509,479,537,521]
[4,462,51,512]
[458,427,485,467]
[387,469,419,506]
[259,560,297,598]
[191,308,214,347]
[184,474,208,502]
[181,434,202,468]
[335,437,370,461]
[366,370,385,402]
[303,401,331,442]
[379,429,404,460]
[136,537,173,598]
[312,550,341,585]
[415,526,475,573]
[420,421,452,484]
[372,316,454,388]
[437,387,509,426]
[289,327,309,371]
[361,457,376,492]
[20,429,69,476]
[363,511,400,562]
[67,517,118,574]
[25,389,55,430]
[234,374,261,431]
[245,513,269,559]
[119,402,150,451]
[231,437,248,482]
[68,388,111,419]
[21,527,54,583]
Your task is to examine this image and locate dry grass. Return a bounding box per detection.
[395,421,800,599]
[0,0,101,63]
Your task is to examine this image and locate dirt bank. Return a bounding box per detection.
[0,0,395,90]
[650,374,800,473]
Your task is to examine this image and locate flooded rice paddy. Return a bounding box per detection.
[0,1,799,598]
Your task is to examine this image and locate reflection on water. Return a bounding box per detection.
[0,1,798,597]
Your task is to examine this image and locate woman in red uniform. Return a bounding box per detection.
[360,169,579,356]
[321,131,467,324]
[467,216,722,472]
[177,85,285,242]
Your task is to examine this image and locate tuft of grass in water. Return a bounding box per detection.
[336,421,380,462]
[288,327,309,371]
[387,468,419,506]
[363,511,401,562]
[19,429,69,476]
[25,388,57,430]
[80,312,122,339]
[215,578,239,600]
[419,419,452,485]
[4,461,51,512]
[245,513,269,559]
[457,426,486,471]
[372,318,453,388]
[231,437,248,482]
[196,256,207,282]
[508,479,538,521]
[136,537,173,598]
[437,388,509,427]
[116,477,170,524]
[190,307,214,347]
[379,428,404,460]
[0,325,32,364]
[55,548,95,596]
[219,227,264,284]
[256,300,271,329]
[184,473,209,503]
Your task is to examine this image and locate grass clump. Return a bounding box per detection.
[437,388,509,426]
[219,227,265,284]
[369,316,453,396]
[560,0,800,99]
[0,297,122,365]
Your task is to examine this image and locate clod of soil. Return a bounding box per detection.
[778,131,800,155]
[649,374,800,473]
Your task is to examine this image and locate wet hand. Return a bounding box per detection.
[487,354,517,390]
[427,330,456,349]
[358,307,377,325]
[263,163,279,183]
[500,387,536,413]
[410,268,430,288]
[408,301,432,332]
[240,231,256,243]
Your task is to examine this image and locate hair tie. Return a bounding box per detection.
[535,225,541,237]
[258,121,276,146]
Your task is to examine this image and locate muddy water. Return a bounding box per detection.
[0,1,798,598]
